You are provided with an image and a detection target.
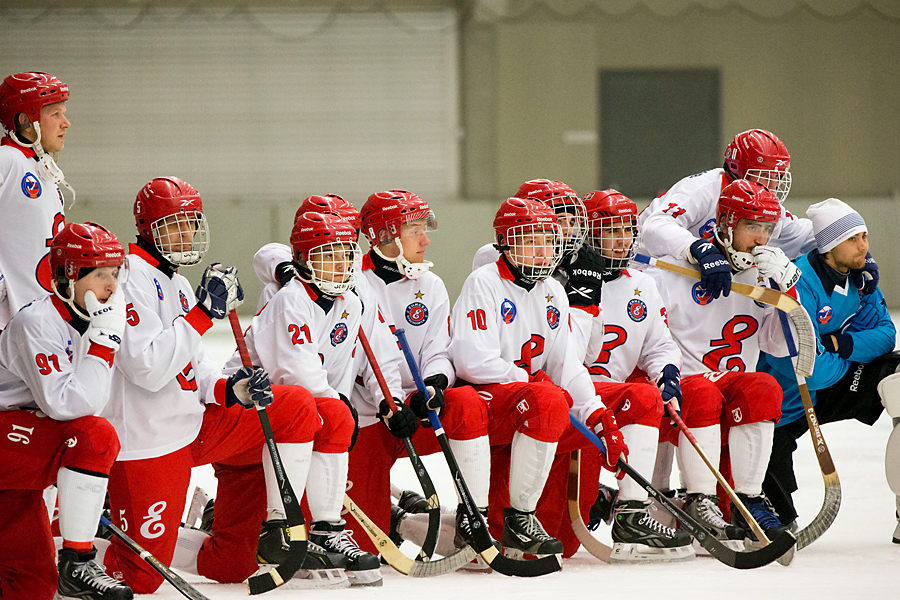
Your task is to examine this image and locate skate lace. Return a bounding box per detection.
[743,495,782,529]
[694,495,730,528]
[636,513,679,537]
[512,512,552,541]
[320,528,367,558]
[73,559,121,592]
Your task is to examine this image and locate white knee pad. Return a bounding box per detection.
[878,373,900,418]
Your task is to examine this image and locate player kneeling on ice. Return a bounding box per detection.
[644,180,801,545]
[96,178,320,593]
[225,211,384,586]
[0,223,132,600]
[448,197,625,558]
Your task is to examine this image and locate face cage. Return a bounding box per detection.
[744,169,791,203]
[504,222,563,283]
[548,199,587,255]
[150,211,210,266]
[301,241,361,296]
[592,216,638,272]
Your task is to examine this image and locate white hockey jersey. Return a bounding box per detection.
[637,168,814,261]
[583,269,681,384]
[0,140,65,329]
[449,258,604,423]
[104,246,224,461]
[642,257,790,377]
[0,295,115,420]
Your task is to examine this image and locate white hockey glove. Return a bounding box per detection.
[85,290,126,352]
[752,246,800,291]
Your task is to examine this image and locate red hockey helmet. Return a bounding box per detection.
[0,72,69,134]
[716,179,781,271]
[134,177,209,266]
[51,222,125,284]
[514,179,585,253]
[290,212,360,295]
[724,129,791,202]
[324,194,362,232]
[360,190,437,246]
[295,195,339,222]
[493,197,562,282]
[581,189,638,271]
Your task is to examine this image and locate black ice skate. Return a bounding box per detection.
[501,507,563,558]
[309,520,382,586]
[587,483,618,530]
[57,547,133,600]
[683,493,745,551]
[610,500,694,563]
[453,504,493,571]
[389,503,407,547]
[397,489,431,514]
[257,519,350,589]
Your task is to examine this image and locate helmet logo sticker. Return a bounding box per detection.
[405,302,429,326]
[21,173,41,199]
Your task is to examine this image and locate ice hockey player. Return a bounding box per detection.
[346,190,490,556]
[643,179,800,542]
[757,197,898,539]
[0,222,131,600]
[98,177,321,593]
[449,197,628,558]
[0,72,73,330]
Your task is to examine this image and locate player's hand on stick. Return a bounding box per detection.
[752,245,800,291]
[689,239,731,299]
[339,393,360,450]
[409,374,447,427]
[657,363,682,417]
[587,409,629,480]
[195,263,244,319]
[849,251,879,295]
[225,366,274,409]
[85,290,126,352]
[378,399,418,439]
[566,245,605,308]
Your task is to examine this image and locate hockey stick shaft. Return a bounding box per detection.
[356,326,440,561]
[99,515,210,600]
[394,328,562,577]
[665,403,770,544]
[228,310,308,594]
[569,414,795,569]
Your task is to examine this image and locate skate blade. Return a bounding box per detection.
[609,542,695,563]
[502,547,560,561]
[460,553,493,572]
[184,486,210,529]
[692,537,744,556]
[347,568,384,587]
[285,568,351,589]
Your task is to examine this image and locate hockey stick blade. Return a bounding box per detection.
[569,415,795,569]
[567,450,612,562]
[357,326,441,560]
[99,515,210,600]
[394,329,562,577]
[228,311,309,594]
[342,494,477,576]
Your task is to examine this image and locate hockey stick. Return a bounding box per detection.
[566,450,612,562]
[632,254,815,376]
[394,328,563,577]
[569,415,795,569]
[341,493,477,576]
[356,326,440,561]
[775,307,841,550]
[99,515,210,600]
[228,310,309,595]
[664,403,770,545]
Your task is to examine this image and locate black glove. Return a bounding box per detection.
[225,367,274,409]
[275,261,297,288]
[849,251,879,296]
[823,333,854,359]
[657,364,682,417]
[409,374,448,427]
[689,240,731,300]
[338,393,360,451]
[566,245,605,308]
[378,399,418,439]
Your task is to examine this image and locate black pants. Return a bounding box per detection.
[762,351,900,524]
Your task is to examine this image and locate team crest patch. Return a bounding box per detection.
[817,305,833,325]
[627,299,647,322]
[179,291,190,313]
[330,322,349,346]
[405,302,429,326]
[547,305,560,329]
[21,173,41,199]
[698,218,716,241]
[691,282,713,306]
[500,299,516,324]
[155,279,164,300]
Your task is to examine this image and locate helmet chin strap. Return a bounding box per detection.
[714,227,754,272]
[11,122,76,207]
[374,238,432,280]
[51,279,89,321]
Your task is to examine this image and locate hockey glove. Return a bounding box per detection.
[850,252,879,296]
[275,261,297,288]
[225,366,274,409]
[195,263,244,319]
[823,333,854,359]
[848,301,879,332]
[752,246,800,291]
[409,373,447,427]
[84,290,126,352]
[657,364,682,417]
[566,245,605,308]
[689,239,731,300]
[586,409,629,480]
[339,393,360,451]
[378,399,418,439]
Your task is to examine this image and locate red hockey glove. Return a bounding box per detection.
[587,409,629,480]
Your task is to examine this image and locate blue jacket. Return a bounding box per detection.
[758,251,895,426]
